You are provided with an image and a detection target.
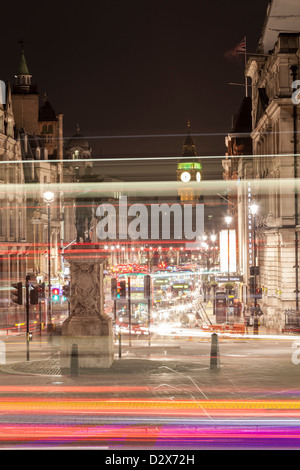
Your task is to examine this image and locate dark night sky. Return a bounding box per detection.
[1,0,270,179]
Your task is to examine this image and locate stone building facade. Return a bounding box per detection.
[245,32,300,329]
[0,81,27,325]
[0,47,66,328]
[223,0,300,330]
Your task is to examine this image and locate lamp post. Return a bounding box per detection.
[210,234,217,314]
[225,215,232,278]
[43,190,54,332]
[250,202,259,307]
[250,202,259,334]
[225,214,232,323]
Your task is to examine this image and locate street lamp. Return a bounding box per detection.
[43,190,54,332]
[249,203,258,216]
[250,202,259,333]
[250,202,259,304]
[225,214,233,323]
[225,215,232,226]
[225,215,232,277]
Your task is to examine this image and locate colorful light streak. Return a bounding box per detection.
[0,398,299,416]
[0,393,298,447]
[0,423,299,445]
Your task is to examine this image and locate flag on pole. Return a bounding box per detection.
[225,36,248,97]
[225,36,246,59]
[233,37,246,54]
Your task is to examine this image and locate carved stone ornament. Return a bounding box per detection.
[60,252,114,369]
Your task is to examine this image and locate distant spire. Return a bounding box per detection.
[17,40,30,75]
[14,40,32,91]
[43,91,48,103]
[76,123,81,134]
[182,120,196,158]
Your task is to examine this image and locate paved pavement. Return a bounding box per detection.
[0,328,299,402]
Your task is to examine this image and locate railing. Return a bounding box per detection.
[283,309,300,333]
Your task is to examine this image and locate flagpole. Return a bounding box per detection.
[244,36,248,97]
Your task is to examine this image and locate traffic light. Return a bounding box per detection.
[144,275,151,299]
[111,278,117,300]
[62,284,70,301]
[117,280,126,299]
[12,282,22,305]
[250,266,259,276]
[37,282,45,301]
[52,287,60,302]
[30,287,39,305]
[255,287,262,299]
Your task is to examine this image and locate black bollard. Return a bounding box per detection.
[118,331,122,359]
[70,343,79,376]
[210,333,220,369]
[253,317,259,335]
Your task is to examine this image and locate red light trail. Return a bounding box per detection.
[0,390,298,448]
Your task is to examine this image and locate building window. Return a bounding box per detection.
[73,150,80,159]
[9,210,14,238]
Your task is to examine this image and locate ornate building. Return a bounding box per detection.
[0,81,27,325]
[11,46,64,161]
[245,32,300,329]
[177,121,202,203]
[0,46,66,328]
[226,0,300,329]
[224,96,253,297]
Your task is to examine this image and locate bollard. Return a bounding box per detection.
[210,333,220,369]
[253,317,259,335]
[70,343,79,376]
[118,331,122,359]
[0,340,5,365]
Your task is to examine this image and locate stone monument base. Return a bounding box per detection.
[60,250,114,370]
[60,337,114,369]
[60,313,114,369]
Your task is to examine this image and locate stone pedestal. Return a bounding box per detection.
[60,247,114,369]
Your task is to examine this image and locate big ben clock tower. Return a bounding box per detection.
[177,121,202,202]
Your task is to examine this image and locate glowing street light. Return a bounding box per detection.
[43,191,55,204]
[225,214,232,226]
[250,202,259,215]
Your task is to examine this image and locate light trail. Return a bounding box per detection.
[0,398,299,416]
[0,396,298,448]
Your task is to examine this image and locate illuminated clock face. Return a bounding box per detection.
[181,171,191,183]
[196,171,201,182]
